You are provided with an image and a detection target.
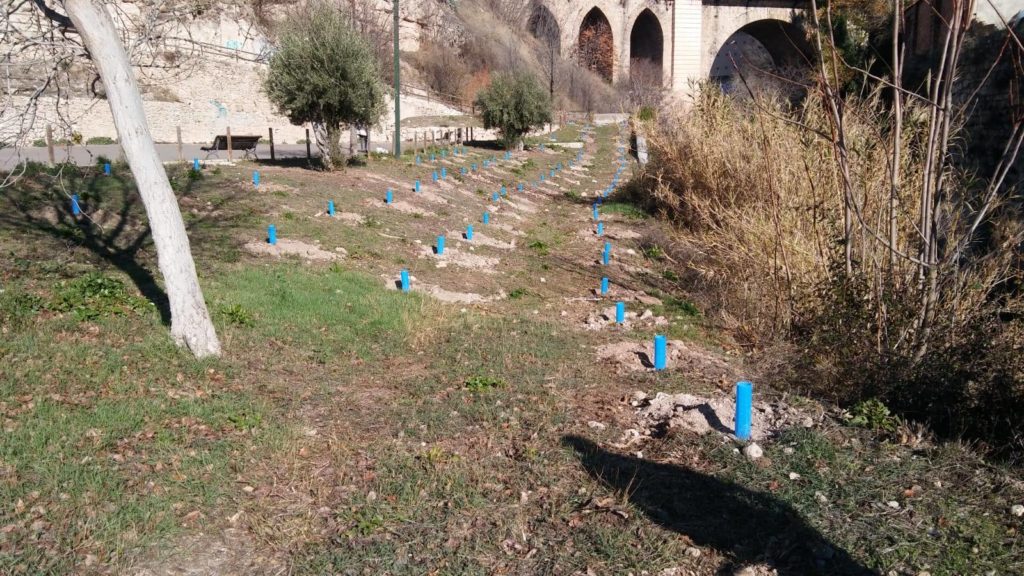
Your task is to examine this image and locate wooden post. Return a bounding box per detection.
[226,126,233,162]
[414,131,418,151]
[46,125,55,165]
[176,126,183,162]
[431,131,435,146]
[269,128,276,161]
[305,128,312,161]
[349,126,356,157]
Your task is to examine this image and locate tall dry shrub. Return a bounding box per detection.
[640,81,1024,453]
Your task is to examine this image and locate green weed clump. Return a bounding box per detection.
[218,303,255,327]
[846,398,898,433]
[52,272,148,321]
[0,289,46,330]
[527,240,549,256]
[464,376,504,392]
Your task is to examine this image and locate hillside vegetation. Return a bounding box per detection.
[629,12,1024,457]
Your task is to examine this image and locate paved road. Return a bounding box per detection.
[0,140,405,170]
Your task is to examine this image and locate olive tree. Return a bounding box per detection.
[264,0,385,169]
[475,71,552,150]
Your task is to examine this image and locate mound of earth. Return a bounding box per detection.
[595,340,735,384]
[363,198,435,217]
[450,231,516,250]
[606,228,642,241]
[418,245,499,272]
[244,239,344,262]
[382,275,505,304]
[620,390,810,443]
[584,307,668,330]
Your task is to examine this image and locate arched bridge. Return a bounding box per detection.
[526,0,812,93]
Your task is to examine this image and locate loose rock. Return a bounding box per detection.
[742,443,764,461]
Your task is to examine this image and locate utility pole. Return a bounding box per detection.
[393,0,401,158]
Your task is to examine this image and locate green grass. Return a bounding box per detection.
[508,158,536,178]
[0,313,274,573]
[0,257,426,572]
[208,263,427,362]
[600,201,648,220]
[697,428,1023,575]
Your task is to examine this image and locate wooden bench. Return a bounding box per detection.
[201,135,261,160]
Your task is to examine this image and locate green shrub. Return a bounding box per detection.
[846,399,898,433]
[86,136,117,145]
[662,296,700,317]
[640,243,664,261]
[475,71,552,150]
[264,0,385,170]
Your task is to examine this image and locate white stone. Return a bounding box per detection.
[1011,504,1024,517]
[742,443,763,461]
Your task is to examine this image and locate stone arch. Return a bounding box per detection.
[629,8,664,86]
[578,7,614,82]
[528,3,561,53]
[710,19,813,94]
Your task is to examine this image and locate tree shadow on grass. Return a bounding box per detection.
[0,165,240,327]
[561,435,876,576]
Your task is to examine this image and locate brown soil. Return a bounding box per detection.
[595,340,736,384]
[363,198,436,217]
[383,275,505,304]
[244,238,344,262]
[417,245,500,272]
[449,231,516,250]
[583,306,668,331]
[322,211,365,224]
[492,223,525,236]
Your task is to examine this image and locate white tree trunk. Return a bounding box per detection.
[64,0,221,358]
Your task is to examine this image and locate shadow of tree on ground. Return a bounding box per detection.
[0,165,239,326]
[562,435,876,576]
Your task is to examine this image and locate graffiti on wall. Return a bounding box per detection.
[209,100,228,119]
